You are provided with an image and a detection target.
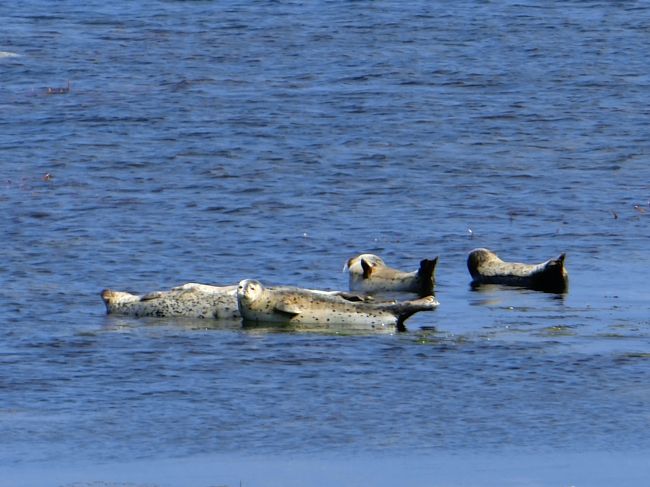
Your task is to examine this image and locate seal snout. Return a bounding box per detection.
[237,279,263,303]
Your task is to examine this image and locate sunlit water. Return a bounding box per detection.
[1,1,649,486]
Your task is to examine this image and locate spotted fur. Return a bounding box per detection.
[101,283,240,320]
[237,279,438,332]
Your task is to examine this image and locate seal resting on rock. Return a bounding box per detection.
[101,283,240,320]
[467,248,569,293]
[345,254,438,296]
[237,279,438,332]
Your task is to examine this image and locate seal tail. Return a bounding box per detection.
[537,253,569,293]
[417,257,438,296]
[394,295,439,332]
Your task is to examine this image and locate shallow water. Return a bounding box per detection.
[1,1,649,486]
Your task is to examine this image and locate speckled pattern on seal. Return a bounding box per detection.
[237,279,438,331]
[101,283,240,320]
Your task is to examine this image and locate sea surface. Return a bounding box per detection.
[1,1,649,486]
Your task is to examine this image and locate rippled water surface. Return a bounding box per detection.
[1,1,649,486]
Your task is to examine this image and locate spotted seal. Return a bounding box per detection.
[101,283,240,320]
[467,248,569,293]
[237,279,438,331]
[345,254,438,296]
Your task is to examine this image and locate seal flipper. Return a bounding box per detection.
[395,319,407,333]
[394,295,439,332]
[140,291,166,301]
[537,253,569,293]
[274,301,302,316]
[336,292,374,303]
[417,257,438,296]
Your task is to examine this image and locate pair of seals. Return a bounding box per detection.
[467,248,569,293]
[100,283,368,321]
[234,255,440,330]
[346,250,569,294]
[345,254,438,296]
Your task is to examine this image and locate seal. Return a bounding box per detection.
[345,254,438,296]
[467,248,569,293]
[100,283,240,320]
[237,279,439,332]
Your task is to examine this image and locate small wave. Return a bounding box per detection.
[0,51,19,58]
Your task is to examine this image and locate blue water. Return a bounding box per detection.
[1,1,649,486]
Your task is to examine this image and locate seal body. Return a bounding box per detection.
[237,279,438,331]
[346,254,438,296]
[467,248,569,293]
[101,283,240,320]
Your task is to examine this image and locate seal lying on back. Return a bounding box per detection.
[467,248,569,293]
[101,283,240,320]
[237,279,438,332]
[345,254,438,296]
